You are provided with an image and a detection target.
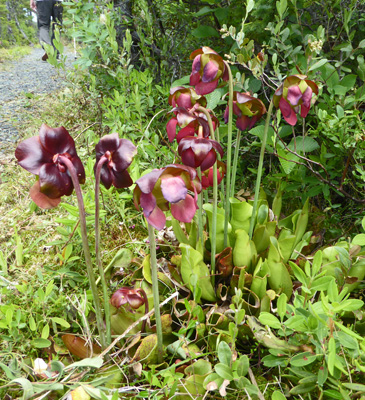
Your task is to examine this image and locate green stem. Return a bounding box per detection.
[230,129,242,198]
[197,167,204,249]
[95,156,111,346]
[224,61,234,247]
[147,223,163,364]
[59,156,106,349]
[248,100,274,239]
[196,106,218,280]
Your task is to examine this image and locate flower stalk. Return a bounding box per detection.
[248,100,275,239]
[59,155,106,349]
[147,223,163,364]
[230,129,242,198]
[95,155,112,346]
[224,61,233,247]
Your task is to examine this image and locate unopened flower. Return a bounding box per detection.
[94,133,136,189]
[224,92,266,131]
[134,164,202,230]
[201,161,226,189]
[178,136,224,171]
[110,287,147,310]
[168,86,207,109]
[190,47,229,95]
[273,75,318,126]
[15,124,85,209]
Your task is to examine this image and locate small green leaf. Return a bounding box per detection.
[352,234,365,246]
[272,391,286,400]
[52,317,71,329]
[277,293,287,321]
[218,341,232,366]
[29,316,36,331]
[65,357,104,370]
[192,25,219,38]
[32,338,52,348]
[328,337,336,375]
[309,58,328,71]
[41,324,50,339]
[342,382,365,391]
[214,363,233,381]
[358,39,365,48]
[235,355,249,377]
[11,378,34,400]
[290,352,317,367]
[258,312,282,329]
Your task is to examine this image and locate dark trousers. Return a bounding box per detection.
[37,1,63,52]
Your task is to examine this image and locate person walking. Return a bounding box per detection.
[30,0,63,61]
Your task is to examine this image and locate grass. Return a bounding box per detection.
[0,46,35,69]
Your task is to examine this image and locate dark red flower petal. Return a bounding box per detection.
[236,115,251,131]
[39,124,76,156]
[136,169,164,194]
[100,165,113,189]
[111,169,133,188]
[15,136,52,175]
[171,194,197,223]
[166,118,178,142]
[29,181,61,209]
[195,80,218,95]
[200,149,217,171]
[177,124,196,143]
[202,60,219,83]
[286,86,302,106]
[71,155,86,184]
[95,133,119,158]
[301,86,312,109]
[279,98,297,126]
[39,163,73,198]
[112,138,137,171]
[140,192,157,217]
[160,176,188,203]
[300,104,310,118]
[146,205,166,230]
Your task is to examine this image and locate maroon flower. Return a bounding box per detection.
[94,133,137,189]
[110,287,147,310]
[168,86,207,109]
[224,92,267,131]
[166,107,219,143]
[15,124,85,209]
[178,136,224,171]
[273,75,318,126]
[134,164,202,230]
[201,161,226,189]
[190,47,229,95]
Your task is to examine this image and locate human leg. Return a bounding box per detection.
[36,1,54,49]
[51,1,63,56]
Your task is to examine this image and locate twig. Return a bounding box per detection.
[248,367,266,400]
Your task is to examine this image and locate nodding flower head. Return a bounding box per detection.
[224,92,267,131]
[189,47,229,95]
[15,124,85,209]
[94,133,137,189]
[134,164,202,230]
[273,75,318,126]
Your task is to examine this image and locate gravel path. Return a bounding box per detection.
[0,47,74,154]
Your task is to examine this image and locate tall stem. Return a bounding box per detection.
[95,156,111,346]
[197,167,204,249]
[196,106,217,278]
[224,61,233,247]
[147,223,163,364]
[248,100,274,239]
[59,156,106,349]
[230,129,242,198]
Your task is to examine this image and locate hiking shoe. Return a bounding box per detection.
[42,53,48,62]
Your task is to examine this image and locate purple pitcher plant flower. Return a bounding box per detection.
[134,164,202,230]
[110,287,147,310]
[201,160,226,189]
[167,106,219,143]
[94,133,137,189]
[15,124,85,209]
[224,92,267,131]
[168,86,207,109]
[178,136,224,171]
[273,75,318,126]
[190,47,229,95]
